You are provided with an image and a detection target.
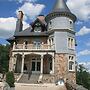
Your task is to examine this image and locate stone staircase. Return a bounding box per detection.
[18,73,40,84]
[17,74,67,90]
[15,83,67,90]
[42,74,54,83]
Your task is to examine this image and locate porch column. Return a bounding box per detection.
[13,55,17,72]
[13,42,16,50]
[41,55,43,74]
[10,55,14,71]
[23,42,25,49]
[21,54,25,73]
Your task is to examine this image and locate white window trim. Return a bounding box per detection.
[68,37,75,50]
[68,55,75,72]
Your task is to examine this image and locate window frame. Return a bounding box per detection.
[68,37,75,50]
[68,55,75,72]
[34,22,42,32]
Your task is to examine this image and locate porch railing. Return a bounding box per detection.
[13,44,55,50]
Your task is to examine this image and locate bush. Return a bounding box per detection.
[6,71,15,87]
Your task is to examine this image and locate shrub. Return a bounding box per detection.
[6,71,15,87]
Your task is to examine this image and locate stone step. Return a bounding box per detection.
[18,74,40,84]
[15,83,67,90]
[42,74,54,83]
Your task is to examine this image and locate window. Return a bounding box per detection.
[69,20,73,29]
[34,22,42,32]
[70,21,72,24]
[69,61,74,70]
[25,41,28,49]
[69,55,74,61]
[68,55,75,71]
[49,21,52,30]
[33,41,41,49]
[34,27,42,32]
[68,37,75,49]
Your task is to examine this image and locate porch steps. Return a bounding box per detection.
[18,74,40,84]
[15,83,67,90]
[42,74,54,83]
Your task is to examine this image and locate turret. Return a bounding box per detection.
[46,0,77,53]
[14,11,24,36]
[45,0,76,31]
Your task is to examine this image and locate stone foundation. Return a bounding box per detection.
[67,72,76,83]
[54,53,76,83]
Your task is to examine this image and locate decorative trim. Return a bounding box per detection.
[45,12,77,23]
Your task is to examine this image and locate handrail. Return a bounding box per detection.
[17,73,23,82]
[14,44,54,50]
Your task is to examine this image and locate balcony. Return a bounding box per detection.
[13,44,55,51]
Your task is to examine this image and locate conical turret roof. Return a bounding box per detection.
[45,0,77,22]
[52,0,70,13]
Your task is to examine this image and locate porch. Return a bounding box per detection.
[10,52,55,83]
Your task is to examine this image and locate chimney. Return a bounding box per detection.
[14,11,24,36]
[17,11,24,20]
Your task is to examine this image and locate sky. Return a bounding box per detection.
[0,0,90,71]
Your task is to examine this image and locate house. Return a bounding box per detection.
[7,0,77,84]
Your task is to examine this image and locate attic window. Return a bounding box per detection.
[35,23,41,26]
[34,22,42,32]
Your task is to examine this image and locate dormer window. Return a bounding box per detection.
[34,22,42,32]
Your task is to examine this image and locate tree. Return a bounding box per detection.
[0,44,10,73]
[76,64,90,90]
[6,71,15,87]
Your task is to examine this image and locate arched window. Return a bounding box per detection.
[68,55,75,71]
[69,61,74,70]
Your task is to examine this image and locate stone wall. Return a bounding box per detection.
[67,72,76,83]
[54,53,76,83]
[54,54,68,82]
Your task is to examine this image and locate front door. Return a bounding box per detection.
[32,58,41,73]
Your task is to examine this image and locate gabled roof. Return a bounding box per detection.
[14,27,31,36]
[13,16,48,37]
[31,16,46,26]
[14,31,48,37]
[14,26,48,37]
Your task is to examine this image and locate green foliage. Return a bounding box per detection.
[6,71,15,87]
[0,44,10,73]
[76,64,90,90]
